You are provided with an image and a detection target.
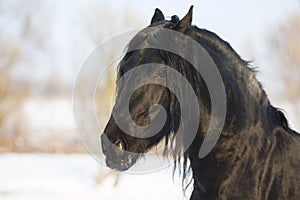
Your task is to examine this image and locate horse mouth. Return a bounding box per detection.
[105,154,135,172]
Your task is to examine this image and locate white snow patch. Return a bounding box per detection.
[0,153,190,200]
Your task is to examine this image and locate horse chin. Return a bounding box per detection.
[105,153,137,172]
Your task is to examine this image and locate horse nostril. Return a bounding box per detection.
[114,138,126,150]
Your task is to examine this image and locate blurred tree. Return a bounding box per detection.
[0,0,45,151]
[0,37,27,152]
[73,3,144,131]
[0,43,20,128]
[84,3,144,118]
[269,13,300,103]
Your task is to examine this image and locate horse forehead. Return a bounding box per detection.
[129,23,171,47]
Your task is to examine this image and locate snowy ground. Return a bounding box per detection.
[0,153,190,200]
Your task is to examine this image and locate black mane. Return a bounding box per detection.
[103,7,300,199]
[116,15,299,184]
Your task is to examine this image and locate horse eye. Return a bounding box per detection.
[158,69,166,77]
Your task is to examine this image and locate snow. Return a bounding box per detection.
[21,97,74,136]
[0,153,190,200]
[22,97,73,129]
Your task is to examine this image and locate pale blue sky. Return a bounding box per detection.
[1,0,299,85]
[1,1,300,129]
[119,0,299,48]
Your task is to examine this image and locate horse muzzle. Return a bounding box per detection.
[101,134,137,171]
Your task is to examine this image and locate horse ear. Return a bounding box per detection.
[151,8,165,24]
[176,5,193,31]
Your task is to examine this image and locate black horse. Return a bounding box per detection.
[101,6,300,199]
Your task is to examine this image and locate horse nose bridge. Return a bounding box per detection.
[103,114,122,134]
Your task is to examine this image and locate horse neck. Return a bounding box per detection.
[187,60,281,199]
[186,28,284,195]
[192,27,277,134]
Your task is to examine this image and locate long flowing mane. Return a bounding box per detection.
[115,15,299,189]
[100,7,300,199]
[192,25,297,133]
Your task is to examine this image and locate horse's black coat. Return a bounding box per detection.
[101,6,300,199]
